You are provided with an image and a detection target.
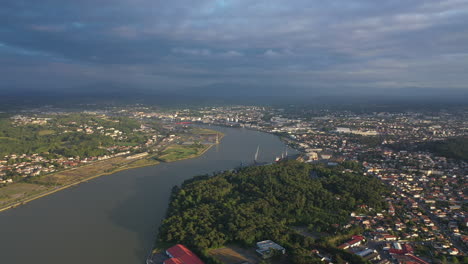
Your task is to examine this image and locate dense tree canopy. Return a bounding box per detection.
[158,160,388,263]
[418,137,468,161]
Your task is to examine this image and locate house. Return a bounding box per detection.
[389,243,413,255]
[448,248,459,255]
[383,234,397,241]
[164,244,204,264]
[356,249,380,261]
[338,235,365,249]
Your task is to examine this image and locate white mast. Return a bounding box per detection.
[254,145,260,162]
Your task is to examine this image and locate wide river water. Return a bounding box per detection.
[0,126,297,264]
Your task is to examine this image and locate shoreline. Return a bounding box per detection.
[0,132,224,214]
[0,157,159,213]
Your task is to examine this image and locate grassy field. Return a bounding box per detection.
[209,246,260,264]
[159,144,209,162]
[0,183,49,206]
[123,156,160,169]
[191,127,222,135]
[38,129,55,136]
[31,157,131,186]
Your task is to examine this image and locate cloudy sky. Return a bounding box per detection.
[1,0,468,96]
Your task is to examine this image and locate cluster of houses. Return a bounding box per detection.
[1,153,59,181]
[365,150,466,253]
[0,114,169,183]
[321,234,430,264]
[0,152,134,182]
[11,115,51,125]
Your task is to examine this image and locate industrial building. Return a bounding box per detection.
[164,244,204,264]
[255,240,286,259]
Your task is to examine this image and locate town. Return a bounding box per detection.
[0,104,466,263]
[140,105,466,264]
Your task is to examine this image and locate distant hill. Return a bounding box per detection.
[1,83,467,110]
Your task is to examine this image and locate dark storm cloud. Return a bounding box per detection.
[1,0,468,94]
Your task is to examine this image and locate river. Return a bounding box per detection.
[0,126,297,264]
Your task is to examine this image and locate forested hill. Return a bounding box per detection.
[158,160,389,263]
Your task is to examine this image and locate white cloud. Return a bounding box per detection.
[264,49,280,57]
[172,47,212,56]
[221,50,243,57]
[2,0,468,91]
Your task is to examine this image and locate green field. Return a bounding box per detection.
[124,156,160,168]
[0,183,49,205]
[190,127,222,135]
[159,144,209,162]
[38,129,55,136]
[0,137,18,141]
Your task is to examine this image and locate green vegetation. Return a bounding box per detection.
[0,183,48,203]
[124,156,160,168]
[418,137,468,161]
[157,160,388,263]
[159,144,209,162]
[0,115,148,157]
[190,127,220,135]
[413,244,432,259]
[347,135,383,147]
[38,129,55,136]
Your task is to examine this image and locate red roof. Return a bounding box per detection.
[348,235,365,245]
[164,258,184,264]
[403,244,413,253]
[338,235,365,249]
[389,249,405,255]
[166,244,204,264]
[407,254,429,264]
[389,244,414,255]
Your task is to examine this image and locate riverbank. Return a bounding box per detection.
[0,129,224,213]
[0,156,155,213]
[0,124,297,264]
